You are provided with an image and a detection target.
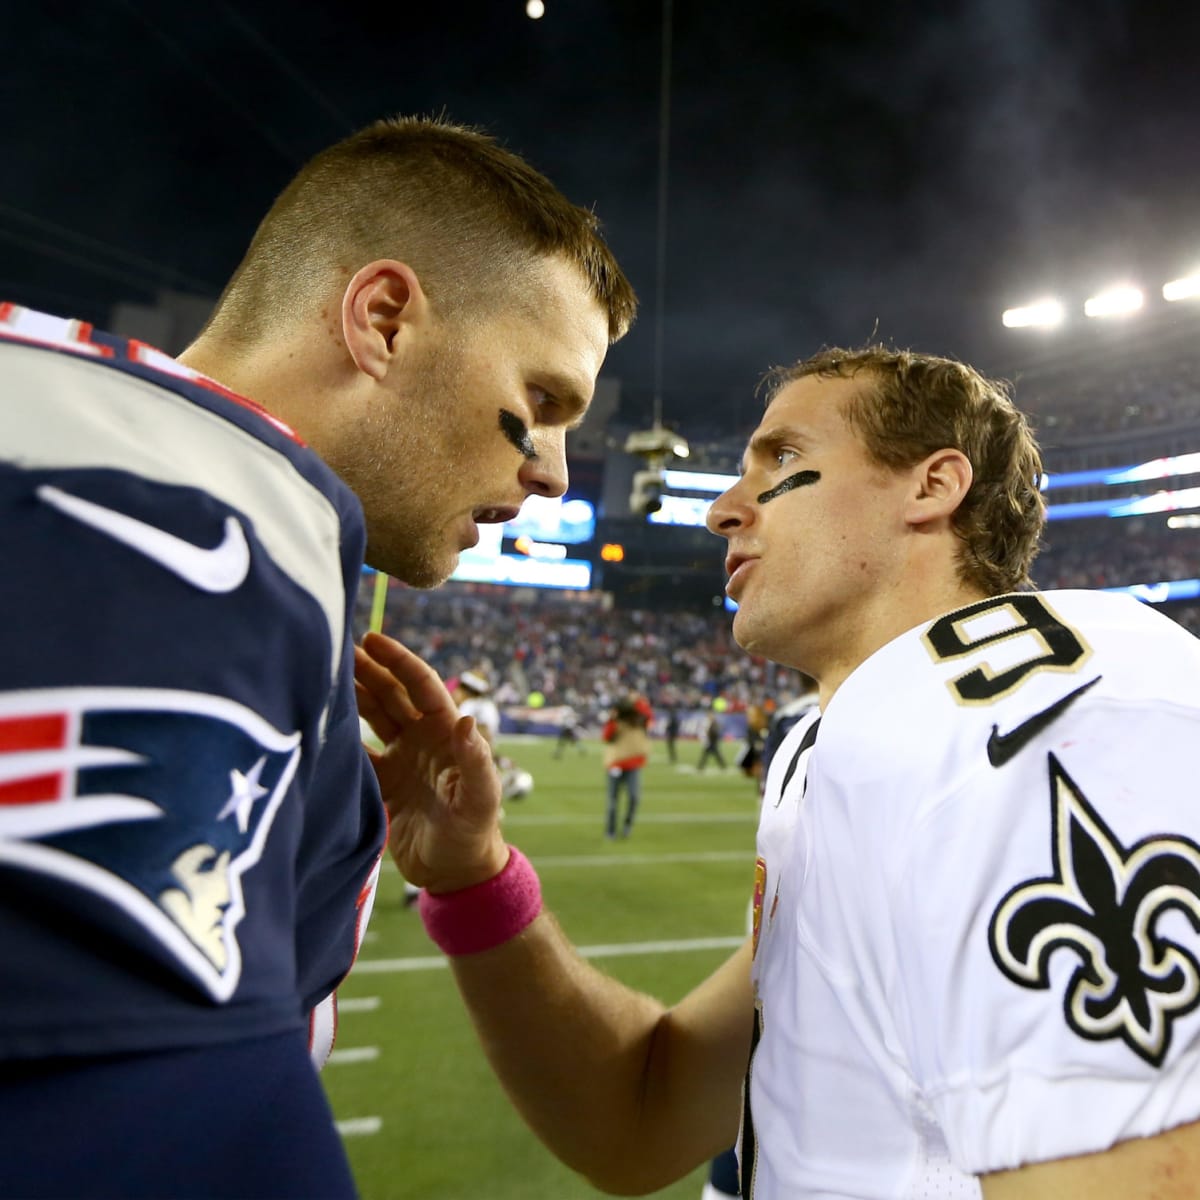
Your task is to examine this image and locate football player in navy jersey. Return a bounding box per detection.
[358,346,1200,1199]
[0,115,634,1198]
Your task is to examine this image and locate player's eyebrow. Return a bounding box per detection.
[740,425,813,474]
[541,373,592,430]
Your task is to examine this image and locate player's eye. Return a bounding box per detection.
[528,386,564,423]
[774,446,800,468]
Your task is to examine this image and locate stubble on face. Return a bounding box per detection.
[329,332,472,587]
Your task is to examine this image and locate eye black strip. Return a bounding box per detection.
[757,469,820,504]
[499,409,537,460]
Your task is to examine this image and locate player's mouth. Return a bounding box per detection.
[463,505,523,549]
[725,552,759,597]
[474,506,522,525]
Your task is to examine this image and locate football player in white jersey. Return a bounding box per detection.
[454,672,502,744]
[356,346,1200,1199]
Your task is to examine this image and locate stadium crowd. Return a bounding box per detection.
[357,569,1199,721]
[1034,518,1198,591]
[356,584,804,722]
[1019,349,1200,442]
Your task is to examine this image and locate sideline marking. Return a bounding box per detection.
[337,1117,382,1137]
[327,1046,380,1064]
[354,934,745,975]
[504,812,755,826]
[338,996,381,1013]
[535,851,748,868]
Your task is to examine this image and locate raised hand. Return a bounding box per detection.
[354,632,508,893]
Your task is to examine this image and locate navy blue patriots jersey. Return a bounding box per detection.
[0,306,386,1195]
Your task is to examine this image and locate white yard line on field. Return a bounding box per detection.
[336,1117,382,1137]
[503,812,755,825]
[534,850,749,868]
[337,996,381,1013]
[353,934,746,975]
[327,1046,380,1065]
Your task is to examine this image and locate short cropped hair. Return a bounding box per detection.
[205,116,637,344]
[766,346,1045,595]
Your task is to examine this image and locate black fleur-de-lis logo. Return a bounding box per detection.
[989,754,1200,1066]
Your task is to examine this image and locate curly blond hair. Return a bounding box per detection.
[767,346,1045,594]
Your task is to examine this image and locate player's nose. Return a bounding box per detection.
[706,480,752,536]
[520,429,568,498]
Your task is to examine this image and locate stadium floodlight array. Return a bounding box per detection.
[1083,285,1144,319]
[1163,273,1200,302]
[1003,266,1200,327]
[1002,299,1065,329]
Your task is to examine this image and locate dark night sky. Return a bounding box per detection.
[4,0,1199,434]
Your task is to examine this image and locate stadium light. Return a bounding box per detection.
[1163,273,1200,302]
[1083,285,1144,319]
[1001,299,1064,329]
[526,0,545,16]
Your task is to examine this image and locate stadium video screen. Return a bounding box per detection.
[648,470,738,527]
[503,494,596,544]
[451,511,593,590]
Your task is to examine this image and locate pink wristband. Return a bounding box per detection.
[418,847,543,956]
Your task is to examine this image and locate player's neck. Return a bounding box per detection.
[815,578,989,710]
[178,331,343,440]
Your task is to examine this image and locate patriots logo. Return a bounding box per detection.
[0,686,301,1001]
[990,753,1200,1066]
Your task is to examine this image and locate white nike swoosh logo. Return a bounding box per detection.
[37,484,251,593]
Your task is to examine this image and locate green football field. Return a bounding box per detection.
[320,735,758,1200]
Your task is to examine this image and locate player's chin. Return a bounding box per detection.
[729,606,764,654]
[406,555,458,590]
[373,544,458,590]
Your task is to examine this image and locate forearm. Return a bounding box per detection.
[446,912,753,1195]
[352,637,751,1188]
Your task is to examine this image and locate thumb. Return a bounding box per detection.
[452,714,490,769]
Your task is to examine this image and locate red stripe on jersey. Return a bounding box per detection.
[0,773,62,806]
[0,714,67,806]
[0,713,67,752]
[126,340,307,447]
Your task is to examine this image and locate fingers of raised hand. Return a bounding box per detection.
[354,642,424,729]
[354,679,401,745]
[360,633,457,718]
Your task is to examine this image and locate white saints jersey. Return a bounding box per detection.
[460,695,501,743]
[745,590,1200,1199]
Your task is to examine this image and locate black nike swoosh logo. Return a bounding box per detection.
[986,676,1102,768]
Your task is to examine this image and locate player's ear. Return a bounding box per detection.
[904,448,973,527]
[341,260,432,381]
